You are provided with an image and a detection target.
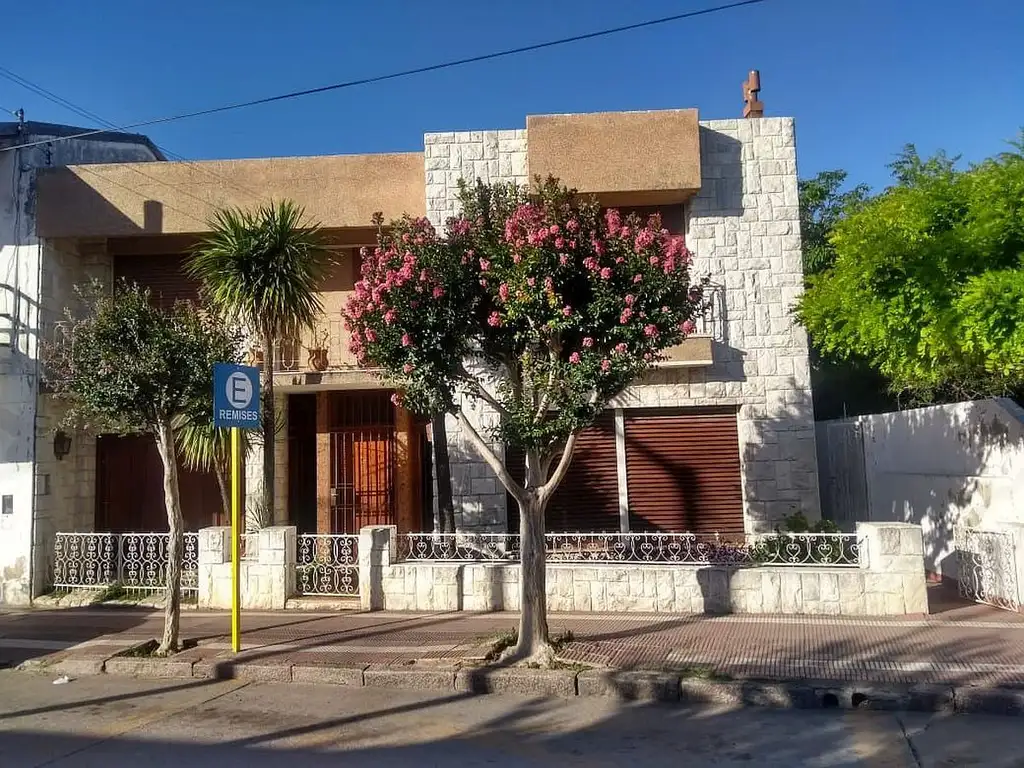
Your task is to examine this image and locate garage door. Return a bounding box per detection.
[505,412,619,533]
[624,409,743,534]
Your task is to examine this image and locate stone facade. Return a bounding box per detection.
[423,117,818,534]
[363,523,928,617]
[423,130,527,531]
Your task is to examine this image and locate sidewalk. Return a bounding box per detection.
[3,592,1024,690]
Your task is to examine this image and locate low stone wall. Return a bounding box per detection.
[198,526,296,610]
[374,522,928,617]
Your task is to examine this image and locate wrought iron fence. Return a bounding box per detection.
[296,534,360,596]
[395,531,861,568]
[52,532,200,596]
[956,527,1020,612]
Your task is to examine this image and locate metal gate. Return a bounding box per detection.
[956,527,1020,612]
[814,420,868,532]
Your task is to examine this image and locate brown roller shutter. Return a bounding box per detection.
[506,412,619,533]
[625,409,743,534]
[114,254,201,308]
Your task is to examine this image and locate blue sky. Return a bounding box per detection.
[3,0,1022,191]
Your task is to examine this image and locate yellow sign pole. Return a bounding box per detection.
[231,426,241,653]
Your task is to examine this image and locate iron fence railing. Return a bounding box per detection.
[52,532,200,595]
[397,532,861,568]
[295,534,360,596]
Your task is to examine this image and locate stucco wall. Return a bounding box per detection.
[424,118,817,534]
[818,398,1024,577]
[0,130,158,604]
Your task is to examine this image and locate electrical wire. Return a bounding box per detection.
[0,0,766,153]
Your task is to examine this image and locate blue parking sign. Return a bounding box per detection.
[213,364,261,429]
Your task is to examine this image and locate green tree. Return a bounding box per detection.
[798,137,1024,401]
[344,179,706,662]
[47,282,238,654]
[799,169,870,276]
[188,201,328,522]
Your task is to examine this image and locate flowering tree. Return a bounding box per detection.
[344,178,705,662]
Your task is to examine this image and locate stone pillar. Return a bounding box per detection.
[359,525,395,611]
[197,526,230,609]
[273,396,289,525]
[316,392,331,534]
[857,522,928,615]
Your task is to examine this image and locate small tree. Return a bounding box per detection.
[344,179,705,661]
[48,282,239,654]
[188,201,328,523]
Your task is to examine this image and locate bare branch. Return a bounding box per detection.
[534,341,559,421]
[538,431,579,505]
[456,411,527,506]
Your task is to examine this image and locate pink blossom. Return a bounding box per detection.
[409,300,420,309]
[600,359,611,372]
[549,224,560,235]
[479,258,491,272]
[544,276,555,291]
[527,277,536,287]
[583,337,594,348]
[569,352,581,364]
[401,333,412,347]
[635,229,656,250]
[568,239,577,250]
[615,256,624,264]
[559,254,569,266]
[562,306,572,317]
[498,283,510,302]
[402,363,414,374]
[487,312,502,327]
[643,352,654,362]
[384,309,397,324]
[604,209,621,235]
[661,306,670,313]
[433,285,445,299]
[555,237,565,249]
[420,268,430,282]
[600,267,612,280]
[614,342,628,354]
[583,257,599,271]
[591,238,606,255]
[513,253,522,264]
[391,392,404,406]
[649,255,660,267]
[479,278,489,288]
[644,324,658,338]
[365,329,377,342]
[566,219,580,233]
[402,233,411,244]
[620,308,633,324]
[620,226,631,239]
[633,274,643,284]
[625,294,635,306]
[681,319,696,335]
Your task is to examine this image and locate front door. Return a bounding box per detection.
[328,391,396,533]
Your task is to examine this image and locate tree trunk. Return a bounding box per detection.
[154,420,184,655]
[511,449,552,662]
[214,460,230,525]
[432,414,456,533]
[261,333,275,524]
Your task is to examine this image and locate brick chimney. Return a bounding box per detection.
[742,70,764,118]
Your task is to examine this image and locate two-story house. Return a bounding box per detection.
[0,95,819,604]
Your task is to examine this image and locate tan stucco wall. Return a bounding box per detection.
[526,109,701,205]
[36,152,425,238]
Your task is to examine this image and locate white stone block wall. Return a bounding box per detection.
[198,525,296,610]
[366,523,927,617]
[424,130,527,532]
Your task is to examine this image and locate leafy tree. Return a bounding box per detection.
[188,201,328,522]
[47,282,239,654]
[798,138,1024,402]
[344,178,705,662]
[799,169,869,276]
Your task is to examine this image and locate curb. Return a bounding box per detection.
[30,653,1024,716]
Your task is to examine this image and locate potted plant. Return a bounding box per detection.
[307,328,329,372]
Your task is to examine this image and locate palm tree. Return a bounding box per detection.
[175,415,236,522]
[188,201,327,522]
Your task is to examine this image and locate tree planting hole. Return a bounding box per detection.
[822,693,840,709]
[851,692,868,708]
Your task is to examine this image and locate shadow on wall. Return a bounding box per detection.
[697,126,743,217]
[817,398,1024,578]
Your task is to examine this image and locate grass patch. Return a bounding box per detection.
[551,630,575,653]
[676,664,733,681]
[116,639,160,658]
[90,584,128,604]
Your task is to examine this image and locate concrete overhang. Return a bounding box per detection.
[657,337,714,368]
[36,152,425,239]
[526,109,701,206]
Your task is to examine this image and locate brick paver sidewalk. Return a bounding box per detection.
[3,589,1024,688]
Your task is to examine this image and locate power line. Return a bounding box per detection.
[0,66,265,204]
[0,0,766,154]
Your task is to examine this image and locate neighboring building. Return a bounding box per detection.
[0,99,819,604]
